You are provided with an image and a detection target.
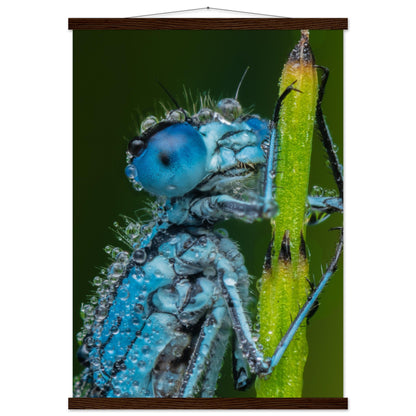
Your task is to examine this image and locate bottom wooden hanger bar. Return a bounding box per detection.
[68,397,348,409]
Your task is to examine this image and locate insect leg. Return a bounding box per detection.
[263,82,302,217]
[268,229,343,372]
[308,196,343,213]
[177,303,229,398]
[216,255,269,375]
[315,65,344,200]
[190,195,264,223]
[232,334,254,390]
[307,196,343,226]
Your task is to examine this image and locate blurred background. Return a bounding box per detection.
[73,29,343,397]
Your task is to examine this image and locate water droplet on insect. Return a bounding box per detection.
[197,108,214,123]
[116,251,129,264]
[133,181,143,192]
[133,249,147,265]
[96,306,107,322]
[142,345,151,355]
[216,98,242,120]
[92,276,102,286]
[118,287,129,301]
[141,116,158,132]
[311,185,323,197]
[125,164,137,179]
[324,188,337,197]
[110,247,121,259]
[125,222,141,239]
[76,331,84,343]
[110,262,123,277]
[134,303,144,313]
[166,109,186,122]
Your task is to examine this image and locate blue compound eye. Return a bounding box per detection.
[128,123,208,197]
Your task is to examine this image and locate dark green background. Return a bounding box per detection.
[73,29,343,397]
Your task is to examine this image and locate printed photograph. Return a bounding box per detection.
[73,28,343,398]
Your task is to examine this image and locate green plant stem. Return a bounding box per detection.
[256,30,318,398]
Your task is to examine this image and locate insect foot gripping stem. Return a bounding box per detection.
[268,228,343,372]
[216,256,270,376]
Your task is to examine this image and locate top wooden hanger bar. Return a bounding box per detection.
[68,18,348,31]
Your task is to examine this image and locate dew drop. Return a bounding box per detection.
[311,185,323,197]
[134,303,144,313]
[96,306,107,322]
[166,109,186,122]
[125,222,141,239]
[125,164,137,179]
[118,287,129,301]
[142,345,151,355]
[324,188,337,197]
[133,181,143,192]
[197,108,214,123]
[132,249,147,265]
[110,262,123,277]
[141,116,158,132]
[92,276,102,286]
[116,251,129,265]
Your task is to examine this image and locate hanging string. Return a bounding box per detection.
[128,6,289,19]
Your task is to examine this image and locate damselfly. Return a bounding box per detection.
[74,32,343,398]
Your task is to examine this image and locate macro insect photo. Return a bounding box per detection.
[73,28,343,399]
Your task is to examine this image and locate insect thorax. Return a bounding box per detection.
[76,224,252,397]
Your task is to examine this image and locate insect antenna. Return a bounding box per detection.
[157,81,181,109]
[235,66,250,100]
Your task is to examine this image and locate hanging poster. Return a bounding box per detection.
[70,17,347,409]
